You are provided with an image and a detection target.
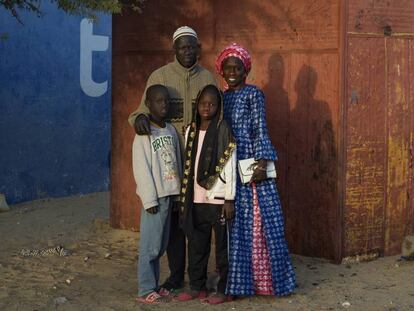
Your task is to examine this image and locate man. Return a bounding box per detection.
[129,26,216,296]
[129,26,216,137]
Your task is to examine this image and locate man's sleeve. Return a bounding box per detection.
[128,70,161,126]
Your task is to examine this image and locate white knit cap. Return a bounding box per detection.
[173,26,198,42]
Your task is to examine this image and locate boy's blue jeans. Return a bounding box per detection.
[138,196,172,296]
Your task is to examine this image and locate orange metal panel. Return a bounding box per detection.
[344,37,387,257]
[111,0,414,261]
[215,0,339,51]
[111,53,172,230]
[384,38,414,254]
[286,52,340,259]
[112,0,342,260]
[348,0,414,34]
[344,1,414,257]
[113,0,215,53]
[259,52,291,213]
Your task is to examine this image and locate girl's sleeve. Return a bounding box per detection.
[132,135,158,209]
[251,88,278,161]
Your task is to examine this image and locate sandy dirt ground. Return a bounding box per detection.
[1,192,413,311]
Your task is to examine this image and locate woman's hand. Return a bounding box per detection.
[223,200,235,220]
[250,159,267,183]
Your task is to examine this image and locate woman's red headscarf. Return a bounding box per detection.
[215,43,252,76]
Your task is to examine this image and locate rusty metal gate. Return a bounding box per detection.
[111,0,414,261]
[344,0,414,257]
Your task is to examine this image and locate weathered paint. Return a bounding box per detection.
[214,0,339,51]
[0,4,112,204]
[344,37,387,257]
[111,0,219,230]
[348,0,414,35]
[344,0,414,257]
[112,0,342,260]
[384,38,414,254]
[110,53,173,230]
[286,52,339,259]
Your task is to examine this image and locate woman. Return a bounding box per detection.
[215,43,296,296]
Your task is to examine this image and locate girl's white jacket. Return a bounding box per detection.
[185,127,237,201]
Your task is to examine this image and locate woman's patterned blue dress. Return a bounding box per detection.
[223,85,296,296]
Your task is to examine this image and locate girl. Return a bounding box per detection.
[215,43,296,296]
[177,84,236,304]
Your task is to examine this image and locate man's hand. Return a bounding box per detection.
[146,206,158,214]
[134,114,151,135]
[223,200,234,220]
[250,159,267,184]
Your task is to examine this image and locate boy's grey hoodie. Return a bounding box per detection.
[132,123,182,209]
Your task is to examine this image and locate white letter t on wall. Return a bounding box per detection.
[80,18,109,97]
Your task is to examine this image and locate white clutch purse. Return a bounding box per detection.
[237,158,277,184]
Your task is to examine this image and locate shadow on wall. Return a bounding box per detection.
[261,55,338,258]
[293,65,336,189]
[262,53,290,210]
[288,65,337,258]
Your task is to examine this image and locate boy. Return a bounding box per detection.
[132,84,182,304]
[129,27,217,294]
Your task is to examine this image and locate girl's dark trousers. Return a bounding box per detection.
[187,203,229,294]
[163,209,186,289]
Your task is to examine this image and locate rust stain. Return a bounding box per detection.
[383,38,413,254]
[344,36,386,257]
[348,0,414,34]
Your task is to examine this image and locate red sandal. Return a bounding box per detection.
[175,289,208,301]
[204,292,232,304]
[136,291,170,304]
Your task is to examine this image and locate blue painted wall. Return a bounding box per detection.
[0,3,112,204]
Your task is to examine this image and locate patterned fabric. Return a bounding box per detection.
[252,183,273,295]
[215,43,252,75]
[223,84,296,296]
